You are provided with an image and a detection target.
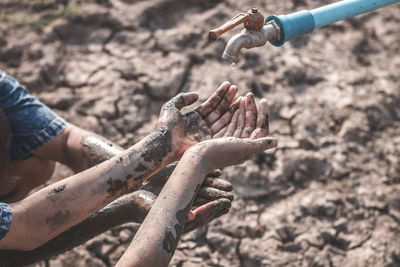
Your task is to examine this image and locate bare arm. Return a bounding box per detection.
[0,127,174,251]
[116,137,277,267]
[0,169,232,266]
[117,97,274,267]
[0,82,239,251]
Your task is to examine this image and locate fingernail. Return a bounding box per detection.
[264,139,277,148]
[268,139,278,147]
[246,94,251,103]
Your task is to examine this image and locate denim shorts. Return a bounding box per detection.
[0,202,12,243]
[0,70,67,162]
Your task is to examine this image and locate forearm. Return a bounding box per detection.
[64,124,126,172]
[0,128,174,251]
[0,190,154,266]
[116,150,211,267]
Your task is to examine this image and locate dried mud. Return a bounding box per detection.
[1,0,400,266]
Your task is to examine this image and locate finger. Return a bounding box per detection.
[184,199,231,233]
[163,92,199,112]
[193,197,208,206]
[226,137,278,165]
[241,93,257,138]
[198,187,234,201]
[186,210,195,222]
[207,169,222,178]
[203,177,233,191]
[254,137,278,152]
[213,126,227,138]
[250,99,269,139]
[222,108,240,137]
[196,81,231,118]
[233,98,246,137]
[211,97,241,134]
[205,85,238,125]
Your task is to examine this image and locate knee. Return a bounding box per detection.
[29,158,56,187]
[13,156,56,191]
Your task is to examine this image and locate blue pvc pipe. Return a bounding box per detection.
[265,0,400,46]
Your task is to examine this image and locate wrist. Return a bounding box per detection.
[141,126,176,167]
[183,144,214,174]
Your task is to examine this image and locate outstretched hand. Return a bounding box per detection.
[213,93,270,139]
[183,96,275,228]
[155,81,239,162]
[188,95,276,171]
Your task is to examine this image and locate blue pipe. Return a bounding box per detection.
[265,0,400,46]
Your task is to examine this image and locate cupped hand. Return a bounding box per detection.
[188,92,275,167]
[155,81,239,162]
[191,136,277,171]
[213,93,270,139]
[183,96,274,229]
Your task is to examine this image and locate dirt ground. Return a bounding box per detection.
[1,0,400,266]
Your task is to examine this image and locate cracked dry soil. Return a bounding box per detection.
[1,0,400,266]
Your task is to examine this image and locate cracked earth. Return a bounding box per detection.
[1,0,400,266]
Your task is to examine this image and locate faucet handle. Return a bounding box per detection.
[209,7,264,40]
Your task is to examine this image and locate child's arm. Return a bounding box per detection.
[116,136,277,267]
[0,83,238,251]
[116,98,274,267]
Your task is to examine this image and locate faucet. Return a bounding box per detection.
[210,1,400,63]
[209,8,281,64]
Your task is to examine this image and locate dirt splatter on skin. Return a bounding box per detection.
[106,177,128,197]
[183,111,205,142]
[47,184,67,201]
[141,127,172,165]
[46,210,71,232]
[4,0,400,265]
[162,184,201,254]
[81,135,124,167]
[134,163,147,172]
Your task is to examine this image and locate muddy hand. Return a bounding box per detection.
[213,93,267,138]
[194,173,234,206]
[140,164,234,231]
[155,81,239,162]
[184,198,231,233]
[183,169,234,233]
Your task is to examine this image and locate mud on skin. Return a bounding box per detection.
[184,111,203,141]
[46,210,71,232]
[141,126,172,165]
[162,184,201,254]
[81,135,124,167]
[46,184,67,201]
[106,177,128,197]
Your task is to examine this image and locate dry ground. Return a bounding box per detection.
[1,0,400,266]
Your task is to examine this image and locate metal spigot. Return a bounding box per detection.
[209,8,281,64]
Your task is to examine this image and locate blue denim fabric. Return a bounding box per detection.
[0,202,12,243]
[0,70,67,162]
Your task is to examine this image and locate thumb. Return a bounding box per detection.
[163,92,199,113]
[184,198,231,233]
